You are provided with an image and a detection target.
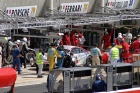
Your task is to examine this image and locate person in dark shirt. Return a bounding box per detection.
[92,75,107,92]
[11,44,21,74]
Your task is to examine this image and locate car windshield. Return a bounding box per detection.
[63,49,70,53]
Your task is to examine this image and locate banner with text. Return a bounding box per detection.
[106,0,135,9]
[60,2,89,13]
[6,5,37,17]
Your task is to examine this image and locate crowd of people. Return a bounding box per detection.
[0,28,139,92]
[91,29,140,92]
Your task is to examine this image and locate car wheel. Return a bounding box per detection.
[85,56,92,67]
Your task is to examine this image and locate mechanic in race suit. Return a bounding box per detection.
[121,40,131,63]
[130,35,140,53]
[101,29,114,50]
[63,32,70,45]
[92,75,107,92]
[11,44,21,74]
[114,34,123,45]
[19,37,29,68]
[56,46,65,69]
[47,43,61,71]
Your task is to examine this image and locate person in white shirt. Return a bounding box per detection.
[125,29,132,44]
[78,32,86,47]
[90,43,102,66]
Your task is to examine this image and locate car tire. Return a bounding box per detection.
[85,56,92,67]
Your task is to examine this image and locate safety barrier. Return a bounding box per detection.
[100,87,140,93]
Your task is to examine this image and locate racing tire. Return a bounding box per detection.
[85,56,92,67]
[4,55,13,66]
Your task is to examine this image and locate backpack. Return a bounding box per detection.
[63,54,75,68]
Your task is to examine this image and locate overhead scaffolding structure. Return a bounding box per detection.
[0,9,140,31]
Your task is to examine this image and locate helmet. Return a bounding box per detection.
[17,40,21,43]
[123,34,126,37]
[118,33,122,36]
[22,37,27,42]
[96,75,101,80]
[118,35,122,39]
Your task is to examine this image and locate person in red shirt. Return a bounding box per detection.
[59,38,63,46]
[101,29,114,50]
[129,36,140,53]
[121,40,129,51]
[63,32,70,45]
[74,32,79,46]
[71,31,79,46]
[114,34,123,45]
[121,40,130,63]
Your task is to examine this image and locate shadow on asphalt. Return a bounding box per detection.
[27,67,49,71]
[20,72,48,76]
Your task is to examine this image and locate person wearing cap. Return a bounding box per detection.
[109,43,120,64]
[101,29,114,50]
[90,43,102,66]
[92,75,107,92]
[56,46,65,68]
[10,44,21,74]
[47,43,61,70]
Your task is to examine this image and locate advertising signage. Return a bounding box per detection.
[106,0,135,9]
[6,5,37,17]
[60,2,89,13]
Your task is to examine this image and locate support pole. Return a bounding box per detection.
[50,0,54,43]
[50,0,54,14]
[102,0,105,13]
